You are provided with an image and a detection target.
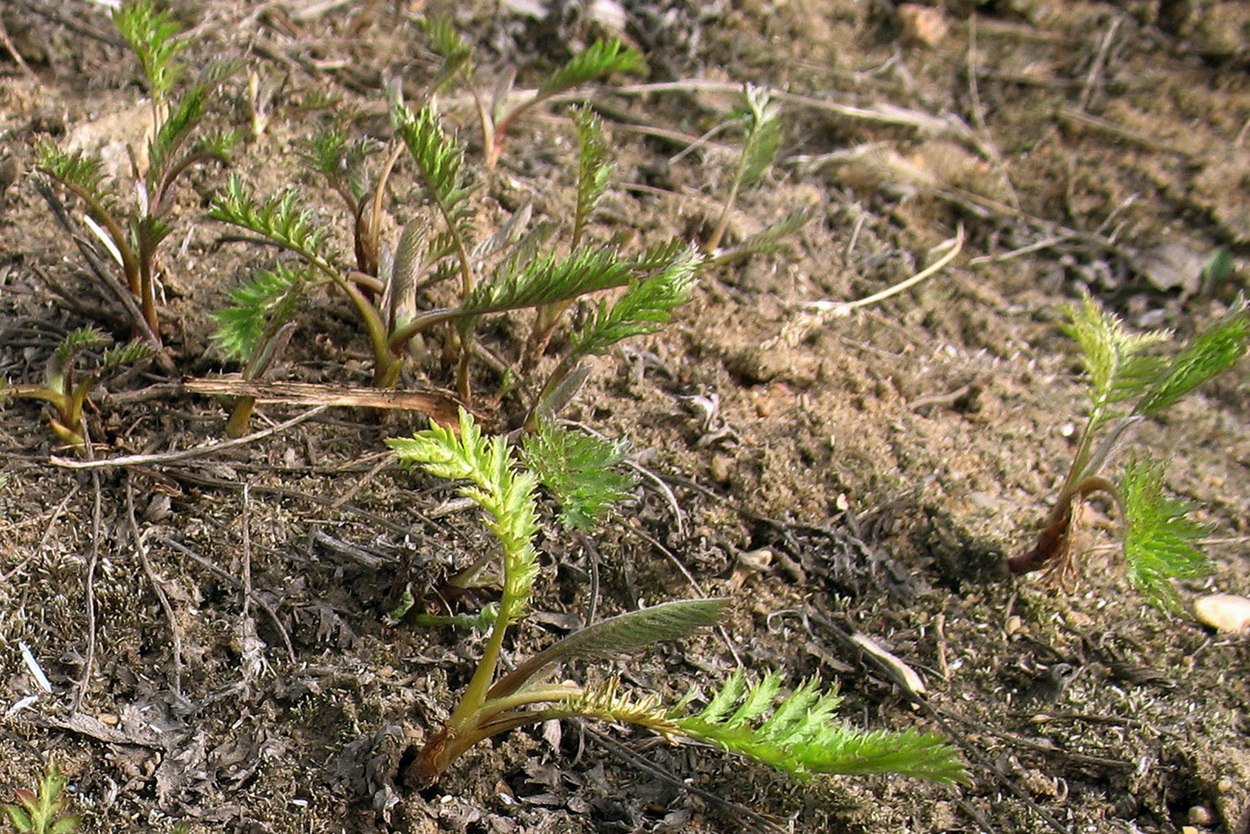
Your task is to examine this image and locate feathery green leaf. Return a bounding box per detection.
[572,107,612,244]
[421,16,473,93]
[465,244,637,318]
[212,264,309,361]
[36,143,118,210]
[392,100,476,252]
[672,673,967,783]
[48,327,109,392]
[570,242,701,358]
[557,679,682,736]
[539,39,646,98]
[102,339,152,371]
[1064,296,1169,429]
[209,175,337,268]
[1120,457,1213,611]
[388,410,540,621]
[521,421,636,530]
[301,124,377,205]
[113,0,187,102]
[1136,299,1248,417]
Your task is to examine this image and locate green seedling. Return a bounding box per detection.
[1,327,149,450]
[211,96,699,430]
[388,411,965,788]
[422,19,646,167]
[1009,295,1248,609]
[703,85,812,263]
[4,761,81,834]
[35,0,238,353]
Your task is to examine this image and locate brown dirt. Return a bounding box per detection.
[2,1,1249,832]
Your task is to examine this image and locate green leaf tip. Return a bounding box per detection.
[113,0,188,102]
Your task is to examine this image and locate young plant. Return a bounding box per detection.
[422,20,646,167]
[35,0,238,352]
[211,96,700,424]
[703,85,811,263]
[1009,296,1249,608]
[4,761,81,834]
[1,327,149,450]
[388,411,966,788]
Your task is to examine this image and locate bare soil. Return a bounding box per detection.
[2,1,1249,832]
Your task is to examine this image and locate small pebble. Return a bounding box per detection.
[1187,806,1213,826]
[1193,593,1250,633]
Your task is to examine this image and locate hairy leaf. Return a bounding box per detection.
[1064,296,1169,429]
[301,124,377,205]
[557,679,682,736]
[465,244,636,318]
[209,176,337,268]
[1136,299,1248,417]
[102,339,152,371]
[1120,457,1213,611]
[572,107,612,244]
[392,101,476,255]
[421,15,473,93]
[114,0,187,101]
[521,421,636,530]
[492,599,729,700]
[388,410,540,621]
[672,673,967,783]
[735,85,782,192]
[539,39,645,97]
[212,264,309,361]
[570,242,701,358]
[36,143,118,211]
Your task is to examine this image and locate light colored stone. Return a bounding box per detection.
[1193,593,1250,633]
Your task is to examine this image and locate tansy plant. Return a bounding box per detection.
[1009,295,1249,609]
[211,94,700,431]
[387,411,966,788]
[1,326,149,451]
[3,761,81,834]
[421,18,646,167]
[35,0,238,353]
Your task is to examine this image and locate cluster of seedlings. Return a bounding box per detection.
[3,0,1248,822]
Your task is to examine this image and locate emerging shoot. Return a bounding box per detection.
[1010,295,1248,609]
[388,411,965,788]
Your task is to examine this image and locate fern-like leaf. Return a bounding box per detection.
[538,39,646,98]
[465,244,637,318]
[672,673,967,783]
[572,107,612,245]
[1136,299,1248,418]
[521,420,636,530]
[1120,457,1213,611]
[557,679,683,736]
[392,100,476,256]
[209,176,337,268]
[36,143,118,211]
[712,207,813,264]
[48,327,109,392]
[388,410,540,621]
[212,265,309,361]
[102,339,151,371]
[113,0,187,103]
[301,124,377,205]
[1064,296,1169,430]
[570,242,701,358]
